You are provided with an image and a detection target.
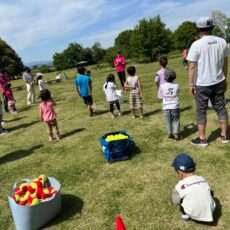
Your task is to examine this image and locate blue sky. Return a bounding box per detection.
[0,0,229,63]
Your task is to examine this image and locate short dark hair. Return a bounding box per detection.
[23,66,31,72]
[159,56,168,68]
[127,66,136,76]
[77,66,86,75]
[39,89,52,102]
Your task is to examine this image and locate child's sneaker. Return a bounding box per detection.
[56,135,61,141]
[174,134,180,141]
[0,129,8,135]
[117,112,122,117]
[132,116,136,119]
[11,111,18,114]
[49,136,53,141]
[140,115,144,119]
[219,135,229,144]
[168,134,174,140]
[181,214,190,222]
[190,137,208,147]
[111,114,115,119]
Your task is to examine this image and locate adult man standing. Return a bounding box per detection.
[75,66,94,117]
[22,67,35,105]
[187,16,229,147]
[114,50,126,88]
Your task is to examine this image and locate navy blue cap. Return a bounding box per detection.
[172,153,196,172]
[164,69,176,81]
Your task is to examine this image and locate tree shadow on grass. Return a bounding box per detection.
[208,127,221,143]
[43,194,84,228]
[195,197,222,226]
[5,116,27,123]
[8,120,39,132]
[0,144,43,165]
[180,123,197,139]
[61,128,85,139]
[93,110,110,116]
[180,106,192,113]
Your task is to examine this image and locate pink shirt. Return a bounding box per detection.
[39,100,57,122]
[114,56,126,72]
[155,68,167,99]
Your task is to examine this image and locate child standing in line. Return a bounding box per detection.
[159,69,180,140]
[172,153,216,222]
[37,73,46,91]
[39,89,61,141]
[0,96,8,134]
[5,83,17,114]
[124,66,143,118]
[103,74,122,118]
[155,56,168,99]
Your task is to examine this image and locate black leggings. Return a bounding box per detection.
[117,71,126,87]
[109,100,120,113]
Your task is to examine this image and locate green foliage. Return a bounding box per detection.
[115,30,133,58]
[0,38,23,76]
[91,42,106,63]
[130,15,173,62]
[102,47,116,67]
[213,25,225,38]
[174,21,197,50]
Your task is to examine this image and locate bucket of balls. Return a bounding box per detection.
[8,175,61,230]
[100,130,133,163]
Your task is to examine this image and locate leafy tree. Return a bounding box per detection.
[102,47,116,67]
[130,15,172,62]
[213,25,225,38]
[91,42,106,63]
[115,30,133,58]
[0,38,23,76]
[174,21,197,50]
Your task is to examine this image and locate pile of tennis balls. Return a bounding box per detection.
[12,175,57,206]
[105,133,128,142]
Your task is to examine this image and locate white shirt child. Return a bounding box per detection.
[38,79,46,91]
[175,175,216,222]
[159,82,179,110]
[103,82,118,102]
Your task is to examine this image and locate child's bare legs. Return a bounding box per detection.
[52,119,61,140]
[131,108,136,118]
[139,108,143,117]
[88,105,93,116]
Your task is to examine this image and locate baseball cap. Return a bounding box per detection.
[196,16,214,29]
[164,69,176,81]
[172,153,196,172]
[77,66,86,74]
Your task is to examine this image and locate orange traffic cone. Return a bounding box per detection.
[116,214,127,230]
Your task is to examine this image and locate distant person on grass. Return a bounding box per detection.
[114,50,126,88]
[39,89,61,141]
[155,56,168,99]
[182,48,189,70]
[159,69,180,140]
[22,67,35,105]
[37,73,46,92]
[172,153,216,222]
[187,16,229,147]
[75,66,94,117]
[0,70,10,112]
[103,74,122,118]
[124,66,143,118]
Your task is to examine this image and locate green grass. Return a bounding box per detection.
[1,57,230,229]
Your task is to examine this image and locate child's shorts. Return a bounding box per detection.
[8,100,15,106]
[83,96,93,105]
[129,92,143,109]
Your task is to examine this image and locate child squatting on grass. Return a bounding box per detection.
[159,69,180,140]
[39,89,61,141]
[124,66,143,118]
[103,74,122,118]
[172,153,216,222]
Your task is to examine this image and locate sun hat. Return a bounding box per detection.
[172,153,196,172]
[36,72,43,77]
[164,69,176,81]
[196,16,214,29]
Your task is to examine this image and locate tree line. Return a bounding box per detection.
[0,11,229,75]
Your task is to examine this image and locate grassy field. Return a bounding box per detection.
[1,57,230,230]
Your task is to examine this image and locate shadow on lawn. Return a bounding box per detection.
[44,194,84,228]
[5,116,27,123]
[180,106,192,113]
[144,109,161,118]
[131,142,142,159]
[196,197,222,226]
[208,127,221,143]
[8,120,39,132]
[61,128,85,139]
[180,123,197,139]
[0,144,43,165]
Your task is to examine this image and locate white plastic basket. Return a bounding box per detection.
[115,90,124,104]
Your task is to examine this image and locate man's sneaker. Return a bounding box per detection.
[181,214,190,222]
[0,129,8,135]
[190,137,208,147]
[174,134,180,141]
[219,135,229,144]
[168,134,174,140]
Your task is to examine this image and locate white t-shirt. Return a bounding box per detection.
[175,175,216,222]
[159,82,179,110]
[38,79,46,91]
[187,35,229,86]
[103,82,118,102]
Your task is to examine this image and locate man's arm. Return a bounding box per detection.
[188,61,197,96]
[223,57,228,92]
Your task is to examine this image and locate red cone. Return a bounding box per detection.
[116,214,127,230]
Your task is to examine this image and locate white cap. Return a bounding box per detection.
[196,16,214,29]
[36,72,43,77]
